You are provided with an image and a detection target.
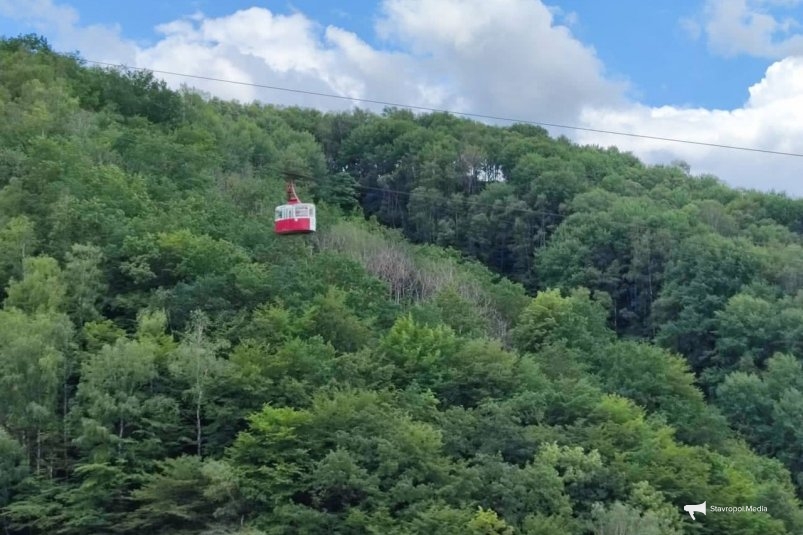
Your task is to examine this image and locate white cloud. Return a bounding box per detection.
[130,5,468,111]
[376,0,627,123]
[0,0,78,30]
[128,0,624,124]
[3,0,803,196]
[695,0,803,58]
[575,56,803,194]
[0,0,138,64]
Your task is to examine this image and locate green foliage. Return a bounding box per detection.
[0,427,27,507]
[229,389,451,527]
[653,233,761,370]
[300,286,373,353]
[313,170,359,210]
[379,314,461,389]
[3,36,803,534]
[63,243,107,325]
[512,288,612,355]
[589,501,679,535]
[716,353,803,494]
[712,292,803,381]
[590,340,730,446]
[0,306,72,475]
[71,334,175,464]
[0,216,38,291]
[434,338,526,408]
[122,455,243,533]
[4,255,66,313]
[168,311,230,457]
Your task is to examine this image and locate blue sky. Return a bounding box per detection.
[2,0,803,195]
[0,0,773,108]
[557,0,771,109]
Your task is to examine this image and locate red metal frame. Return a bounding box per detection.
[274,179,315,234]
[286,181,299,204]
[275,216,313,234]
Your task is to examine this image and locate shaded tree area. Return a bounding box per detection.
[3,34,803,534]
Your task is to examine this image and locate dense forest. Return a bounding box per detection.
[3,33,803,533]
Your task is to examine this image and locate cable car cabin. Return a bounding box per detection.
[274,181,316,235]
[274,203,316,234]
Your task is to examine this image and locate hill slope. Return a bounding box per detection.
[2,34,803,534]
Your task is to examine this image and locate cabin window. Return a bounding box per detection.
[295,206,309,218]
[275,206,294,220]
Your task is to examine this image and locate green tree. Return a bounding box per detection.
[379,313,460,389]
[0,426,28,510]
[124,455,243,533]
[300,286,373,353]
[512,288,613,355]
[4,35,803,533]
[0,215,37,290]
[0,307,72,473]
[168,310,229,457]
[653,233,760,371]
[4,255,66,313]
[589,501,680,535]
[64,243,107,325]
[71,331,179,466]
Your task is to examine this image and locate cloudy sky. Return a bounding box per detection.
[2,0,803,196]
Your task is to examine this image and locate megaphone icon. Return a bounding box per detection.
[684,501,706,520]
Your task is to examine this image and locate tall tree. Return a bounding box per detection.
[168,310,229,457]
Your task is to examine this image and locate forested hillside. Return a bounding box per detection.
[3,33,803,534]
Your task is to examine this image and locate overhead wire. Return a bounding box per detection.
[274,166,569,220]
[275,164,784,241]
[76,60,803,237]
[83,59,803,159]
